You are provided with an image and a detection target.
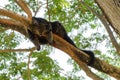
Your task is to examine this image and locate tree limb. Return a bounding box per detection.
[0,8,29,26]
[0,18,24,27]
[0,47,36,53]
[77,60,103,80]
[51,34,120,79]
[0,19,27,37]
[101,16,120,55]
[95,0,120,36]
[34,4,42,17]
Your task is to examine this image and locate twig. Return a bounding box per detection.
[46,0,51,21]
[34,4,42,17]
[27,46,35,80]
[27,51,33,80]
[0,47,36,53]
[34,1,52,16]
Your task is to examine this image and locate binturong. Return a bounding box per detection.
[28,17,53,50]
[28,17,95,66]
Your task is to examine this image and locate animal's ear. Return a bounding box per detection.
[32,17,38,25]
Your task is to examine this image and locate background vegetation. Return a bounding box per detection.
[0,0,119,80]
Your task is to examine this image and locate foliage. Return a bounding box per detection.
[0,0,120,80]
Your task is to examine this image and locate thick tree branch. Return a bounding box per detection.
[0,20,27,37]
[0,18,24,27]
[95,0,120,36]
[51,34,120,79]
[15,0,32,23]
[0,8,29,26]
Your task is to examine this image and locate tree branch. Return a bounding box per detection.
[95,0,120,36]
[0,19,27,37]
[51,34,120,79]
[27,50,34,80]
[0,47,36,53]
[101,16,120,55]
[0,18,24,27]
[46,0,51,21]
[0,8,29,26]
[34,4,42,17]
[77,60,103,80]
[15,0,32,23]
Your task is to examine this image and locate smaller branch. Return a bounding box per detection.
[27,50,33,80]
[34,1,52,17]
[79,62,103,80]
[15,0,32,23]
[34,5,41,16]
[46,0,51,21]
[0,47,36,53]
[34,4,42,17]
[27,47,35,80]
[101,16,120,55]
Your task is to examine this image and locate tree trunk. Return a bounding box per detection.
[95,0,120,35]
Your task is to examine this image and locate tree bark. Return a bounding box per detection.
[51,34,120,79]
[95,0,120,35]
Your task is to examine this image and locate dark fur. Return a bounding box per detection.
[28,17,53,50]
[28,17,94,65]
[51,21,94,65]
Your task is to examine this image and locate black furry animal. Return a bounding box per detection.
[28,17,53,50]
[51,21,94,65]
[28,17,94,65]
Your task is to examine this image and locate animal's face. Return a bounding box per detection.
[31,17,53,44]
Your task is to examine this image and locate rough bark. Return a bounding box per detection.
[95,0,120,35]
[52,34,120,79]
